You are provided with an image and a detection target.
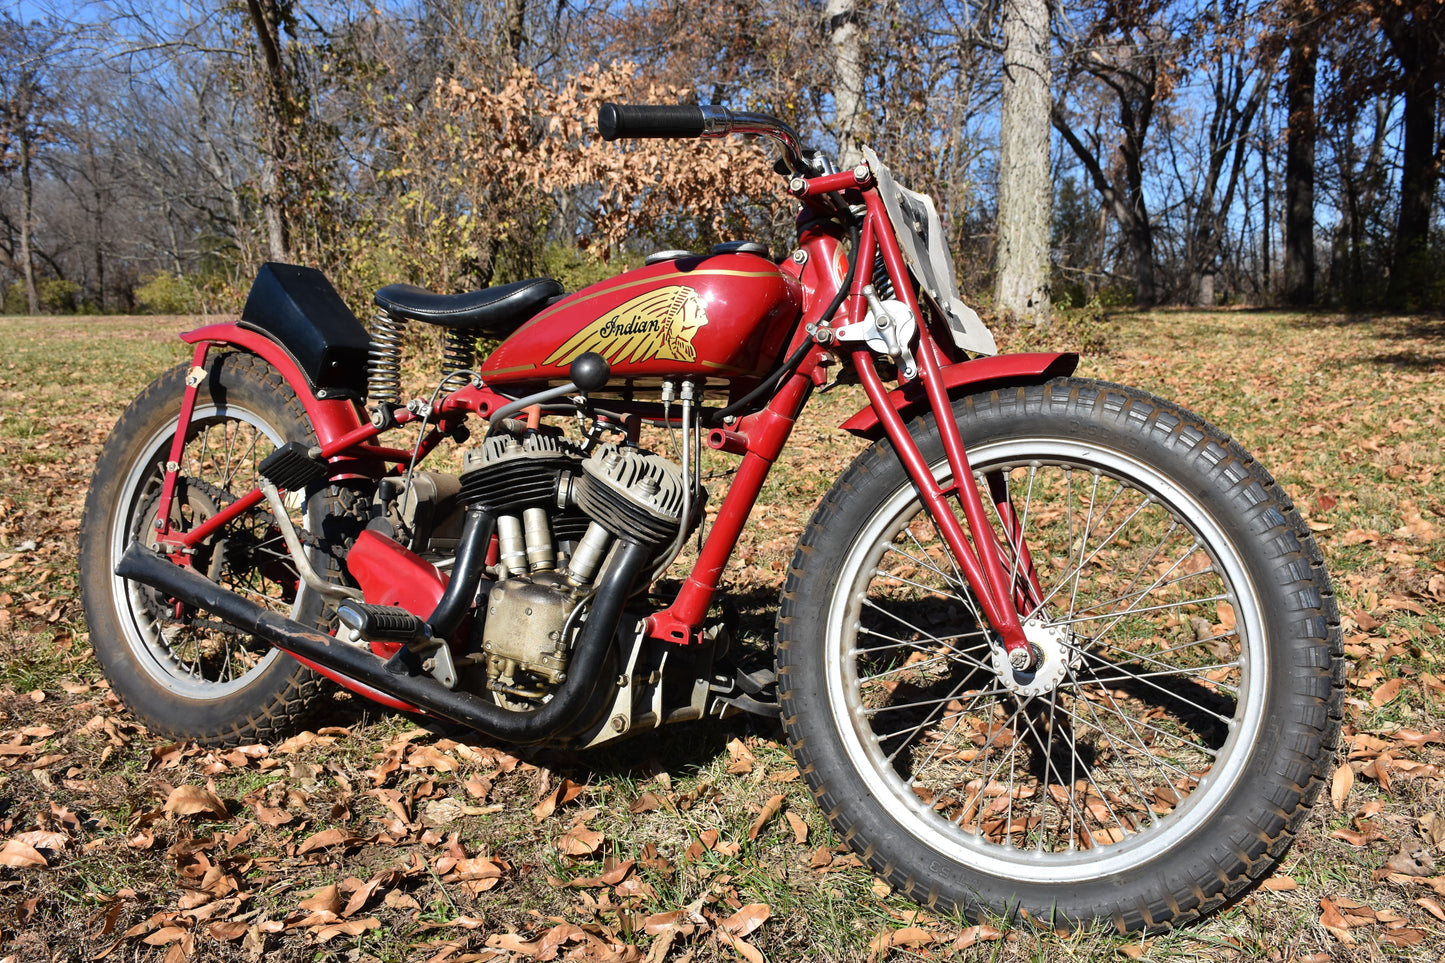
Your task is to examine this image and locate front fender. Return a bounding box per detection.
[840,352,1079,439]
[182,322,370,447]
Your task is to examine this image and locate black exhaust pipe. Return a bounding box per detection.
[114,539,651,743]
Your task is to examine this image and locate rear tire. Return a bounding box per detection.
[79,353,355,745]
[776,378,1342,931]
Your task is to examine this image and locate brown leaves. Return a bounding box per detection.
[0,838,47,868]
[162,785,229,820]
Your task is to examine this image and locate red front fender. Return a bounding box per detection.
[840,352,1079,439]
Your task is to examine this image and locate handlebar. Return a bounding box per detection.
[598,102,814,175]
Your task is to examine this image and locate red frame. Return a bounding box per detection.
[152,162,1074,665]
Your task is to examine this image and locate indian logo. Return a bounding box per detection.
[545,285,709,368]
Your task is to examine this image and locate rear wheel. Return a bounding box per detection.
[79,352,354,745]
[776,378,1342,931]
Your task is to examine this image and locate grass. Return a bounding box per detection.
[0,308,1442,961]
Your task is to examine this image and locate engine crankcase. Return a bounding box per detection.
[481,571,577,696]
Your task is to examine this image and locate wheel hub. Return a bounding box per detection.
[991,618,1080,697]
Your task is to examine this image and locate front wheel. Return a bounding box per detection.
[776,378,1342,932]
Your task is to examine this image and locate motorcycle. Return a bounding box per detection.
[78,103,1343,933]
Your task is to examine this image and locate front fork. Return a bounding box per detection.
[849,349,1037,663]
[842,195,1041,665]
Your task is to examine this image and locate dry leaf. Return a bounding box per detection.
[163,785,229,820]
[785,811,809,845]
[747,794,785,841]
[557,826,603,856]
[1371,677,1405,707]
[726,738,756,775]
[1380,927,1427,947]
[0,839,47,868]
[532,778,585,822]
[951,925,1005,949]
[1416,897,1445,922]
[297,828,359,854]
[299,884,341,913]
[1319,898,1354,944]
[720,902,770,938]
[1384,840,1435,877]
[1330,764,1353,810]
[1262,875,1298,891]
[314,918,380,943]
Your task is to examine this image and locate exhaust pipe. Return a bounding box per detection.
[114,539,650,743]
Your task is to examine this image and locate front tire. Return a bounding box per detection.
[79,352,352,745]
[776,378,1342,932]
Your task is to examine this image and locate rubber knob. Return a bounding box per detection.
[597,103,706,140]
[570,352,611,392]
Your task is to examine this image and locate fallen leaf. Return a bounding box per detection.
[1330,764,1353,810]
[1380,927,1426,947]
[1319,898,1354,944]
[557,826,603,856]
[1417,897,1445,922]
[726,738,755,775]
[1262,875,1298,891]
[951,925,1005,949]
[532,778,585,822]
[0,839,47,868]
[747,794,785,841]
[163,785,229,820]
[297,828,361,854]
[299,884,341,913]
[1384,840,1435,877]
[720,902,770,938]
[313,918,380,942]
[1371,678,1405,707]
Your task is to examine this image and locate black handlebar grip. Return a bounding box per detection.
[598,103,706,141]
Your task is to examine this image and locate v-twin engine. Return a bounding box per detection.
[453,433,689,703]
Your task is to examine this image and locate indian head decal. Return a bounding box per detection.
[545,285,709,368]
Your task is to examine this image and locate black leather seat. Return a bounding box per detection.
[374,277,565,333]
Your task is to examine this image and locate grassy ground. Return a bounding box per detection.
[0,309,1441,962]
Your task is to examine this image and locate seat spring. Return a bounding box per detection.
[870,253,895,301]
[368,308,405,404]
[443,329,477,376]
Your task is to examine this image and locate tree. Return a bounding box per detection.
[825,0,867,169]
[1282,8,1318,306]
[0,14,62,314]
[1377,1,1445,306]
[995,0,1052,322]
[1053,23,1169,306]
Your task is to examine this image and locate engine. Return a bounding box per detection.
[453,432,690,702]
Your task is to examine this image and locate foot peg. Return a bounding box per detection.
[336,601,428,643]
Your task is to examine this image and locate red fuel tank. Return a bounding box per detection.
[480,253,802,394]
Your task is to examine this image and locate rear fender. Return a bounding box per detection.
[840,352,1079,439]
[181,323,370,447]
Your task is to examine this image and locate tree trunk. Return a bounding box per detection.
[504,0,526,63]
[18,122,39,314]
[1384,7,1442,307]
[995,0,1052,323]
[1283,25,1316,306]
[824,0,865,170]
[246,0,292,263]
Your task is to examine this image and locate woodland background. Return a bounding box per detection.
[1,0,1442,319]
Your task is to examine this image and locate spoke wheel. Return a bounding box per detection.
[80,353,356,745]
[777,378,1341,931]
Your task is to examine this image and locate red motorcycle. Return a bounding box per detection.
[79,104,1342,932]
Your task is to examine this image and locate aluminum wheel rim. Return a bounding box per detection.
[109,403,306,698]
[823,436,1266,882]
